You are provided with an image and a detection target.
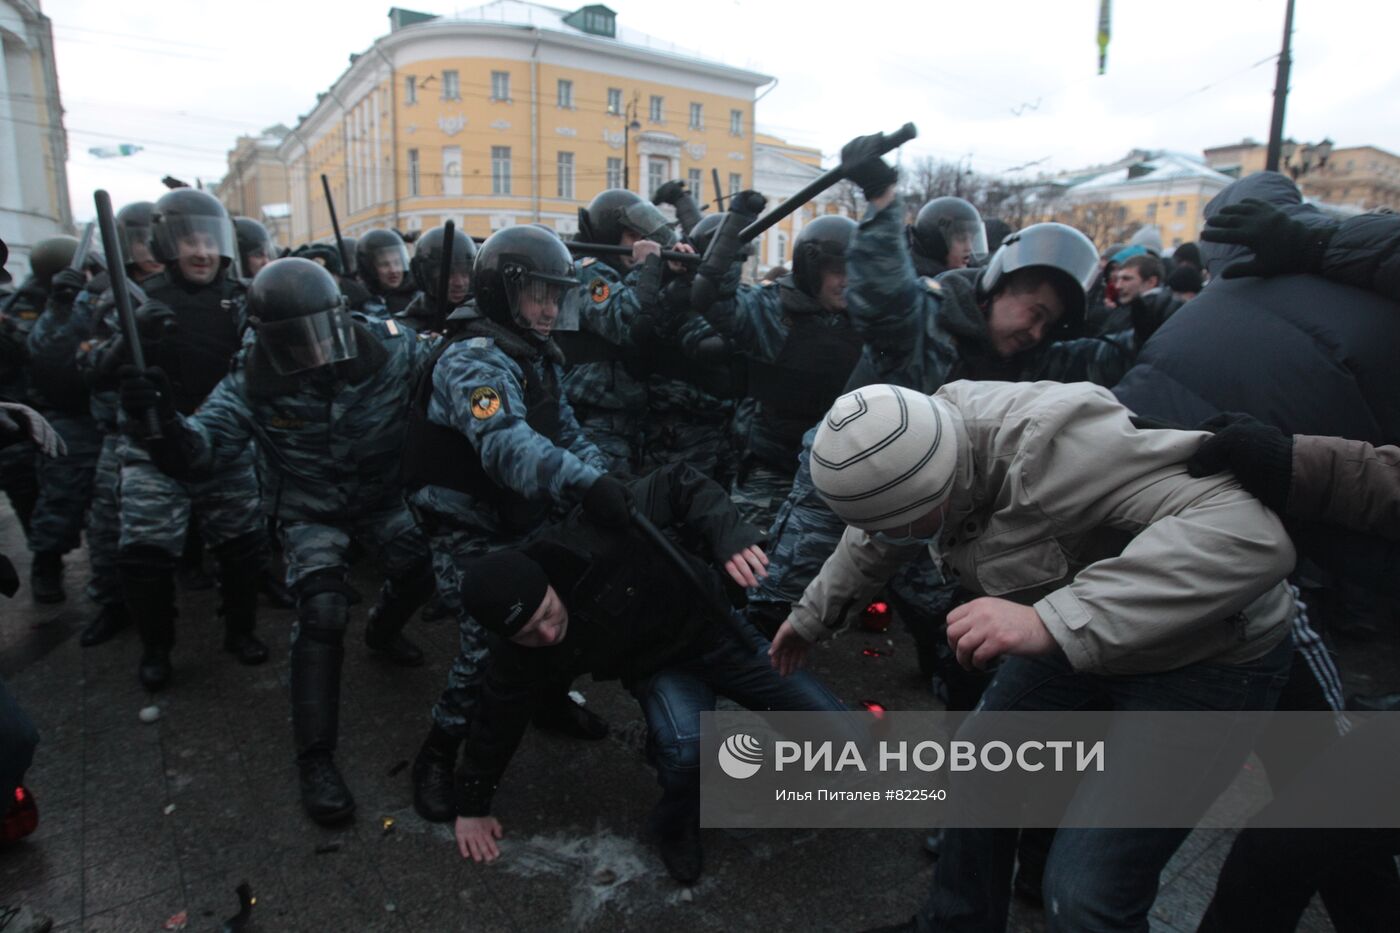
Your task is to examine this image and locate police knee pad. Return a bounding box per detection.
[294,569,354,631]
[118,544,177,582]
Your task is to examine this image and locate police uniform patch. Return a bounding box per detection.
[469,386,502,419]
[921,276,943,294]
[589,278,610,304]
[580,257,597,268]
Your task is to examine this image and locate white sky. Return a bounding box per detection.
[43,0,1400,222]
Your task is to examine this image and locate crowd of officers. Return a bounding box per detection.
[4,127,1389,931]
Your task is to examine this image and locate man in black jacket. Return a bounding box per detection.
[446,463,847,884]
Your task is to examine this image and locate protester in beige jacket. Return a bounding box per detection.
[768,381,1299,933]
[770,379,1296,677]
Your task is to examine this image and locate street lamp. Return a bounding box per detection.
[623,99,641,191]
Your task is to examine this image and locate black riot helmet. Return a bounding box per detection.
[577,188,676,248]
[28,236,79,287]
[355,229,410,294]
[150,188,236,270]
[791,215,857,296]
[686,212,725,255]
[911,197,988,268]
[115,201,157,271]
[233,217,276,278]
[339,236,357,277]
[410,224,478,305]
[246,257,358,375]
[977,222,1100,338]
[472,226,578,332]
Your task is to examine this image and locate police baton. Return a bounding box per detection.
[627,507,763,654]
[93,189,162,440]
[320,174,351,277]
[437,219,455,323]
[465,233,700,266]
[69,221,98,272]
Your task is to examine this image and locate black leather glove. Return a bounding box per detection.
[652,180,689,206]
[1186,413,1294,512]
[118,364,177,429]
[1199,198,1336,279]
[49,267,87,307]
[840,133,899,201]
[582,474,633,530]
[133,300,177,345]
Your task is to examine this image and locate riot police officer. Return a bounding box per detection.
[397,224,476,333]
[233,217,276,279]
[355,229,417,317]
[908,196,988,278]
[403,225,621,822]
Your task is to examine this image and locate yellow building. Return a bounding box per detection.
[278,1,773,248]
[750,132,847,277]
[1032,150,1234,252]
[1204,138,1400,212]
[214,125,293,247]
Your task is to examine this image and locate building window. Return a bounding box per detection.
[607,87,622,115]
[729,172,741,196]
[1145,202,1156,222]
[557,79,573,109]
[405,75,417,106]
[607,157,623,189]
[689,102,703,130]
[492,146,511,195]
[649,95,663,122]
[557,151,575,199]
[688,168,703,200]
[442,70,460,101]
[775,231,788,266]
[1115,206,1127,223]
[730,109,743,136]
[491,71,510,102]
[443,145,462,196]
[1175,200,1186,217]
[408,148,420,196]
[648,160,667,198]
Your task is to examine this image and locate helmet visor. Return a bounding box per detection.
[118,221,155,268]
[256,308,359,375]
[505,267,577,336]
[368,244,410,289]
[942,218,990,264]
[154,214,235,265]
[621,202,677,247]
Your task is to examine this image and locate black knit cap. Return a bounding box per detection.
[458,550,550,638]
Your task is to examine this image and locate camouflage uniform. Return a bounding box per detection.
[409,311,610,735]
[167,314,437,611]
[557,258,647,471]
[73,289,129,610]
[704,276,863,533]
[0,280,42,536]
[754,197,1138,669]
[25,282,105,559]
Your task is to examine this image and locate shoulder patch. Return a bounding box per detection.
[760,280,776,288]
[580,256,597,268]
[469,385,502,420]
[383,319,402,337]
[589,278,610,304]
[466,336,494,349]
[921,276,943,294]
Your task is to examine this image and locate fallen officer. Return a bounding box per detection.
[445,462,847,884]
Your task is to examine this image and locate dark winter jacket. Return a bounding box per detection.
[456,462,763,816]
[1113,171,1400,591]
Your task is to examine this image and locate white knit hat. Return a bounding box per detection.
[810,384,959,530]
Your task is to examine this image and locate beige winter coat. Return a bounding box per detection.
[789,381,1297,675]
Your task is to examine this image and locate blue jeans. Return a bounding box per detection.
[918,638,1293,933]
[628,621,847,837]
[0,677,39,802]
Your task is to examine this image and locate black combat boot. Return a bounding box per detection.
[80,602,131,647]
[412,724,462,823]
[122,555,177,690]
[215,534,268,665]
[364,567,433,667]
[29,551,64,604]
[291,597,355,825]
